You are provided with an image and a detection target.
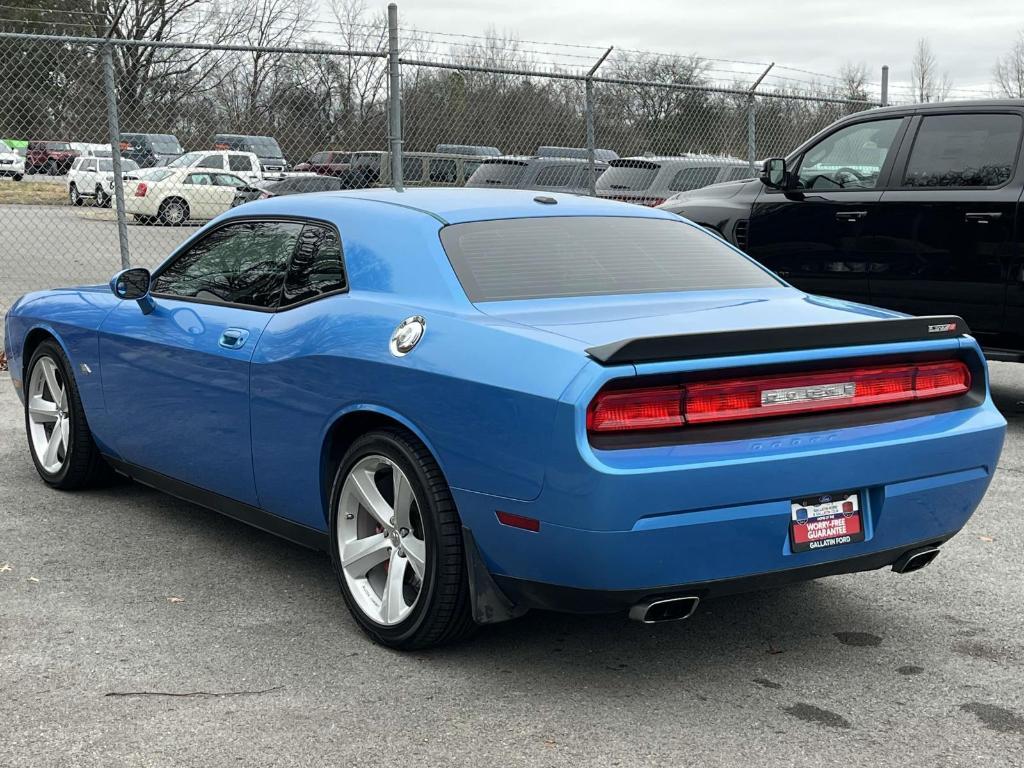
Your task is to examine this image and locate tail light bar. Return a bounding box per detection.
[587,360,971,433]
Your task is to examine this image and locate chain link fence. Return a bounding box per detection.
[0,9,882,342]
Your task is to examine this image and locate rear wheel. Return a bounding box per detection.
[68,183,83,206]
[329,428,475,650]
[95,186,110,207]
[24,341,109,489]
[158,197,188,226]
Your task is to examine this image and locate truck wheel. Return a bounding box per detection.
[68,184,83,206]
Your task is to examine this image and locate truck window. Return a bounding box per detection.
[796,118,901,191]
[903,113,1022,188]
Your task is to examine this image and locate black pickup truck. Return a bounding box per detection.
[659,100,1024,360]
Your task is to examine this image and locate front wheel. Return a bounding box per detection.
[68,184,83,206]
[329,428,475,650]
[24,340,109,489]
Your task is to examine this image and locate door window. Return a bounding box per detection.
[198,154,225,169]
[281,224,347,306]
[186,173,214,186]
[213,173,246,187]
[152,220,303,308]
[902,113,1022,188]
[796,119,901,191]
[229,155,254,172]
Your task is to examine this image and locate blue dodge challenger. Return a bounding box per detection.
[3,189,1006,648]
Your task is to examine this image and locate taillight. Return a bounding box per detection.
[642,198,666,207]
[587,360,971,433]
[134,182,147,197]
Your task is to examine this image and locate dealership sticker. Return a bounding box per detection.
[790,491,865,553]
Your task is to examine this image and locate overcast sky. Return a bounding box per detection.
[392,0,1023,95]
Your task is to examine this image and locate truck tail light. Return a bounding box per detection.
[134,182,147,197]
[587,360,970,433]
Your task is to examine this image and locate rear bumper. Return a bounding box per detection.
[492,537,951,614]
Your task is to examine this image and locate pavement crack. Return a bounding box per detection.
[104,686,282,698]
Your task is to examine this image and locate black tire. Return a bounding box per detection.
[95,186,110,207]
[329,428,476,650]
[43,160,56,176]
[158,197,188,226]
[68,183,83,206]
[24,340,110,489]
[13,173,22,182]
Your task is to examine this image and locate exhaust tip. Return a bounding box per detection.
[629,595,700,624]
[892,546,940,575]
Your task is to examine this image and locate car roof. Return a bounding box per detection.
[235,187,677,225]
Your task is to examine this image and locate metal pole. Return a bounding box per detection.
[102,46,129,270]
[881,65,889,107]
[387,3,403,192]
[585,46,613,196]
[746,63,774,174]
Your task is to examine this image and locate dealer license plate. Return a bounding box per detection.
[790,491,864,553]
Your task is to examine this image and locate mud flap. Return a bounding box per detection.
[463,526,529,625]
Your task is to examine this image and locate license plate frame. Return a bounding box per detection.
[790,490,865,553]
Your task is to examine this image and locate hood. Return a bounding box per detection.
[662,178,758,207]
[475,289,903,351]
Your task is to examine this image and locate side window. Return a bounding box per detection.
[668,166,720,192]
[796,118,901,191]
[903,113,1022,188]
[229,155,252,172]
[198,154,224,169]
[310,152,329,164]
[186,173,213,186]
[281,224,347,306]
[403,156,424,182]
[534,165,577,187]
[214,173,245,187]
[429,158,457,183]
[152,221,303,308]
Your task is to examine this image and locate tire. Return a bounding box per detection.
[158,197,188,226]
[43,160,56,176]
[68,184,83,206]
[329,428,475,650]
[13,173,22,182]
[95,186,110,207]
[24,340,109,489]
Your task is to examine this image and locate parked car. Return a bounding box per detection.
[435,143,501,157]
[3,188,1005,650]
[597,155,751,206]
[25,141,79,175]
[536,145,619,161]
[293,151,352,176]
[0,139,25,180]
[159,150,264,185]
[242,174,346,205]
[66,156,141,207]
[338,151,482,188]
[466,156,608,195]
[124,168,255,225]
[213,134,287,178]
[659,100,1024,359]
[118,133,183,168]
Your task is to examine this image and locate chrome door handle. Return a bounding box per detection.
[835,210,867,221]
[219,328,249,349]
[965,212,1002,223]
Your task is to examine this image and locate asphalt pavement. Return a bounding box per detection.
[1,364,1023,767]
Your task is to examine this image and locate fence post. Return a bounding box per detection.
[387,3,403,192]
[746,62,774,174]
[101,7,130,269]
[881,65,889,107]
[584,46,613,196]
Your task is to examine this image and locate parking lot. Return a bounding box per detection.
[1,362,1022,767]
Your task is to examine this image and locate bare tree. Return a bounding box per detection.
[911,38,952,102]
[994,32,1024,98]
[838,62,869,102]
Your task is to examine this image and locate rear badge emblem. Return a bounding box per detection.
[761,382,855,406]
[390,316,426,357]
[928,322,957,333]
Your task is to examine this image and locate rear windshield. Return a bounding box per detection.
[150,135,182,153]
[440,217,779,302]
[249,137,283,156]
[468,161,527,186]
[598,161,660,191]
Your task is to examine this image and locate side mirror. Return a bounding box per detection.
[110,267,155,314]
[759,157,788,190]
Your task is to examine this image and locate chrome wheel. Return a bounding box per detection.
[160,199,187,225]
[27,356,70,474]
[337,455,427,626]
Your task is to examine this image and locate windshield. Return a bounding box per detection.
[150,135,182,154]
[146,169,175,183]
[0,140,10,153]
[440,217,779,302]
[167,151,203,168]
[99,159,138,172]
[468,161,527,187]
[247,137,283,157]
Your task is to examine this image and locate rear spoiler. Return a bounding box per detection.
[585,315,969,366]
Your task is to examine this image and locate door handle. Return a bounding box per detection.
[965,212,1003,223]
[835,210,867,221]
[219,328,249,349]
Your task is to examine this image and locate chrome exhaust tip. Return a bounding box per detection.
[629,595,700,624]
[892,546,940,575]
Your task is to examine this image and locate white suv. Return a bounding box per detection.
[0,139,25,181]
[158,150,264,184]
[67,156,141,207]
